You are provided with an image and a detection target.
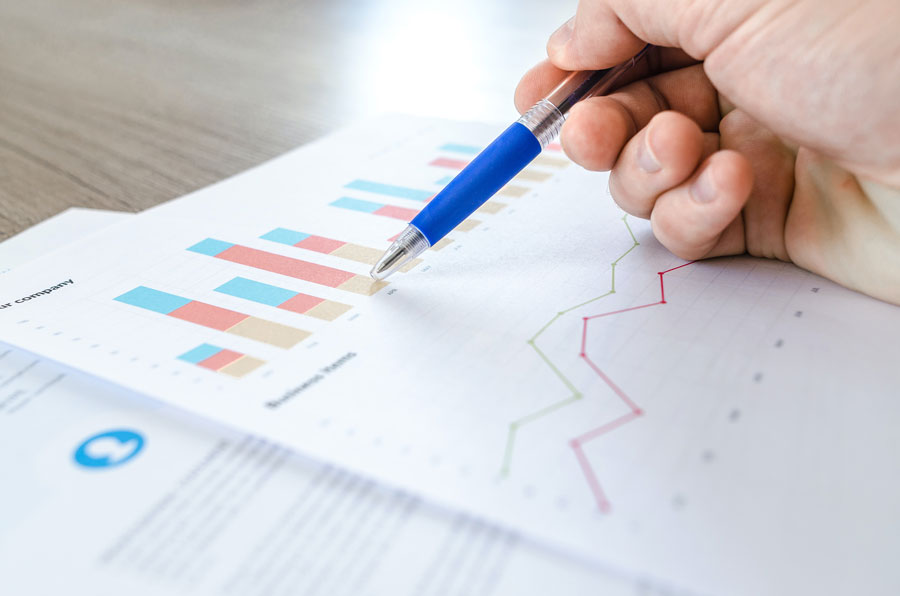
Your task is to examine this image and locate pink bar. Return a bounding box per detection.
[430,157,468,170]
[279,293,325,314]
[198,349,243,371]
[374,205,420,221]
[547,142,562,151]
[169,301,249,331]
[295,235,346,254]
[216,245,356,288]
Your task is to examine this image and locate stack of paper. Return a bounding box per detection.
[2,115,898,595]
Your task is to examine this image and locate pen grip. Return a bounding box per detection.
[411,122,541,243]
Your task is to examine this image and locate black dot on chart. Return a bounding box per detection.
[701,449,716,463]
[794,310,803,318]
[775,339,784,348]
[753,372,763,383]
[729,409,741,422]
[672,494,687,510]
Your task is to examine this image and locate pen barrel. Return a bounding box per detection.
[517,99,565,148]
[410,122,542,243]
[545,45,652,114]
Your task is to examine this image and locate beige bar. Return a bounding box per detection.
[219,355,266,378]
[306,300,353,321]
[454,219,481,232]
[533,155,570,168]
[476,202,507,215]
[227,317,310,349]
[331,243,382,265]
[515,169,553,183]
[398,258,422,273]
[498,184,529,198]
[338,275,388,295]
[430,238,454,251]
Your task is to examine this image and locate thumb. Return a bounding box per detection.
[547,2,647,71]
[547,0,742,70]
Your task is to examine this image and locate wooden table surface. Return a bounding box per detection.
[0,0,574,240]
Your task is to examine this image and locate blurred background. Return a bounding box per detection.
[0,0,575,238]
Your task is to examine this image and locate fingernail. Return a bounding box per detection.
[548,17,574,53]
[637,126,661,173]
[690,166,717,203]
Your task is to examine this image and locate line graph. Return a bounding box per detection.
[572,261,693,512]
[499,214,695,513]
[499,215,639,476]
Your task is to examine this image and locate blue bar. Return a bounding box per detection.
[345,180,432,202]
[260,228,310,246]
[216,277,296,307]
[115,286,191,314]
[435,175,454,186]
[178,343,222,364]
[187,238,234,256]
[439,143,481,155]
[330,197,382,213]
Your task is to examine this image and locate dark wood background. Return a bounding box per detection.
[0,0,574,239]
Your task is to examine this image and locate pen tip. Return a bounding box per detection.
[370,225,431,282]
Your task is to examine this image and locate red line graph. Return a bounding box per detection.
[571,261,694,512]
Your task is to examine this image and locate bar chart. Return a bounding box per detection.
[330,197,420,222]
[215,277,352,321]
[187,238,387,296]
[105,135,571,382]
[344,179,433,202]
[330,198,482,232]
[429,157,554,183]
[115,287,310,348]
[178,343,265,378]
[260,227,421,271]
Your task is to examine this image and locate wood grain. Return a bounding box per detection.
[0,0,574,240]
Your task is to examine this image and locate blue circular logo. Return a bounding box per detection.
[73,429,145,469]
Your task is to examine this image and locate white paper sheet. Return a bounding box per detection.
[0,210,658,596]
[1,115,898,595]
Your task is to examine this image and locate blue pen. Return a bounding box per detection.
[371,45,652,280]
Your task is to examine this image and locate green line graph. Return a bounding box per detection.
[499,214,639,476]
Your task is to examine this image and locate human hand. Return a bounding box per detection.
[515,0,900,304]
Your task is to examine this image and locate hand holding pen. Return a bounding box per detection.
[371,45,654,280]
[375,0,900,305]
